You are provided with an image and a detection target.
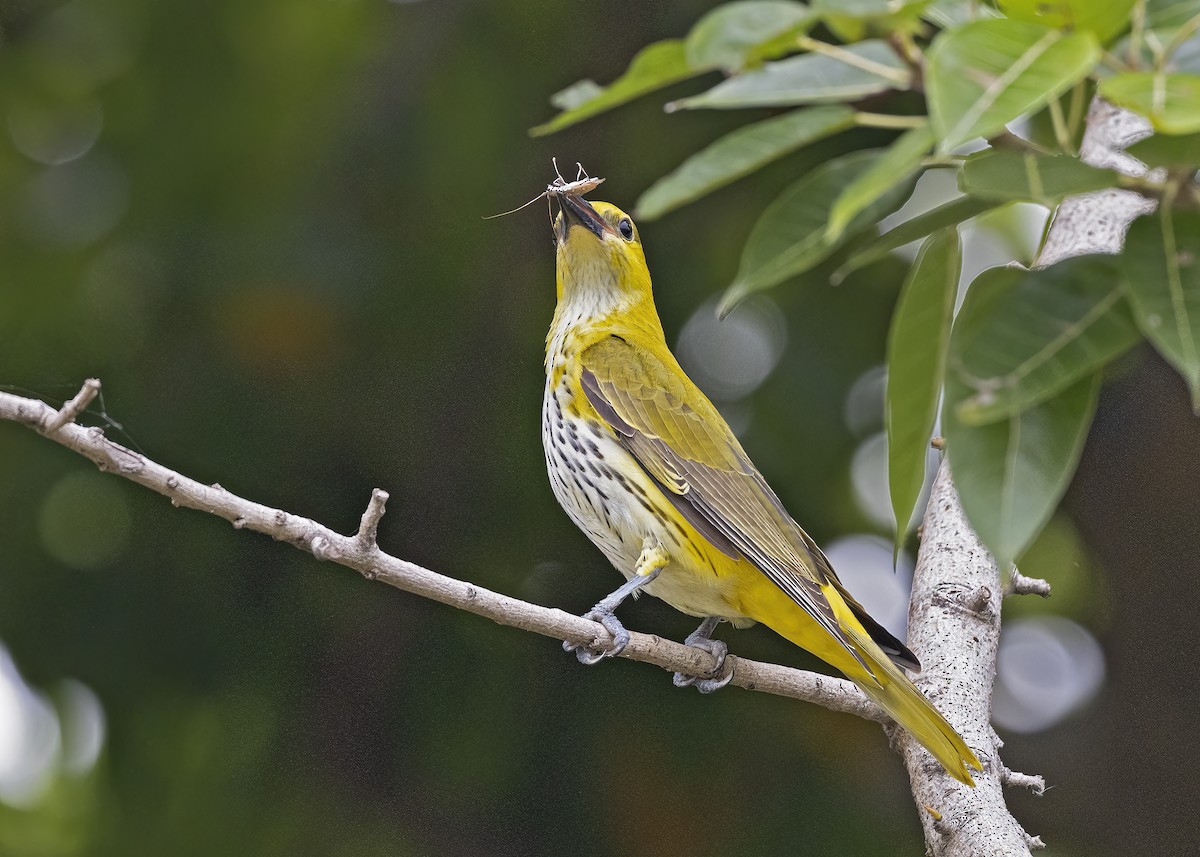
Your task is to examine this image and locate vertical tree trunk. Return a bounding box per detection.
[898,98,1153,856]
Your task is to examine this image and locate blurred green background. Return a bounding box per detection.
[2,1,1199,854]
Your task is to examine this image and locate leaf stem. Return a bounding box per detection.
[856,112,928,129]
[1117,173,1170,198]
[796,35,912,86]
[1099,50,1134,75]
[1129,0,1147,68]
[1048,96,1073,155]
[1162,14,1200,71]
[920,156,966,169]
[988,130,1055,156]
[887,31,925,91]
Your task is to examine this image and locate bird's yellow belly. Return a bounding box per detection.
[542,382,748,623]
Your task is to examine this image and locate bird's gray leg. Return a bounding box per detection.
[564,539,668,665]
[673,615,733,693]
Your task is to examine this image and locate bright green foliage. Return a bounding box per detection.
[685,1,816,70]
[672,40,909,110]
[944,272,1103,566]
[812,0,933,41]
[948,260,1141,424]
[926,19,1100,151]
[944,370,1100,569]
[534,0,1200,605]
[832,196,1001,283]
[998,0,1136,41]
[532,41,694,136]
[827,123,934,240]
[533,2,819,135]
[1127,131,1200,167]
[1120,211,1200,410]
[636,106,856,220]
[1148,0,1200,28]
[958,150,1121,204]
[720,151,914,315]
[1100,72,1200,134]
[886,229,960,554]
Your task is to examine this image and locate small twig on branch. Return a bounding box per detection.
[1002,766,1048,796]
[1008,568,1052,598]
[356,488,389,548]
[0,382,883,724]
[41,377,101,435]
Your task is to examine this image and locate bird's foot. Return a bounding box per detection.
[562,559,664,666]
[563,607,631,665]
[673,616,733,693]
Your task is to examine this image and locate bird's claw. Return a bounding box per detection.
[673,624,733,693]
[563,609,630,664]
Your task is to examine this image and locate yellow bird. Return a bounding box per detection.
[542,188,982,786]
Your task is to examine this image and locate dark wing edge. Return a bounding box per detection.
[581,360,884,679]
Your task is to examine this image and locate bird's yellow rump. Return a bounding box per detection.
[541,185,982,785]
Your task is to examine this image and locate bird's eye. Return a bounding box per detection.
[618,218,635,241]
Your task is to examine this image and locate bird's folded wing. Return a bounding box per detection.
[579,335,869,673]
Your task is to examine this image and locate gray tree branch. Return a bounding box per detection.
[898,97,1156,857]
[0,382,883,723]
[899,463,1044,855]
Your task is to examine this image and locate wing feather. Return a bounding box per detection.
[579,336,875,675]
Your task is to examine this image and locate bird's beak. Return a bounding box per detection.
[556,194,611,244]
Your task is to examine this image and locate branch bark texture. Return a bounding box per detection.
[1036,98,1157,268]
[898,97,1154,857]
[0,383,882,723]
[900,464,1043,854]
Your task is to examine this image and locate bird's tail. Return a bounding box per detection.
[824,587,982,786]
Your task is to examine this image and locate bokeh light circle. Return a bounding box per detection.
[823,535,913,642]
[844,365,886,438]
[58,679,106,775]
[8,98,103,166]
[993,616,1106,733]
[0,647,61,807]
[20,154,129,248]
[850,431,894,530]
[677,297,787,401]
[38,471,132,570]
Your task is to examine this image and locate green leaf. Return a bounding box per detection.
[926,20,1101,151]
[997,0,1136,41]
[944,370,1100,569]
[948,260,1140,425]
[923,0,1002,29]
[719,150,915,315]
[886,228,960,554]
[670,39,909,110]
[549,80,603,110]
[812,0,932,41]
[958,150,1119,204]
[686,1,815,71]
[531,41,695,136]
[635,106,856,221]
[1105,25,1200,77]
[827,123,934,241]
[831,195,999,283]
[1147,0,1200,28]
[1100,72,1200,134]
[1126,131,1200,167]
[1119,210,1200,410]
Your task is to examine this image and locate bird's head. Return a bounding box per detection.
[552,195,653,314]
